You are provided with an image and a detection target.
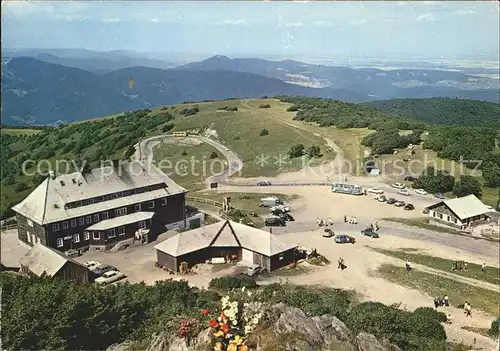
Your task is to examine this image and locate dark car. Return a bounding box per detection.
[434,193,445,199]
[323,228,334,238]
[404,176,417,182]
[93,264,117,277]
[386,198,396,205]
[257,180,271,186]
[361,227,379,238]
[394,200,405,207]
[404,204,415,211]
[265,216,286,227]
[335,235,355,244]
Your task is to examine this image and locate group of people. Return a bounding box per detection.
[443,301,472,325]
[433,295,450,308]
[317,217,334,227]
[344,215,358,224]
[370,222,380,231]
[337,257,347,270]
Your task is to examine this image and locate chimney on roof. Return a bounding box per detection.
[49,171,55,179]
[60,180,65,186]
[72,178,76,184]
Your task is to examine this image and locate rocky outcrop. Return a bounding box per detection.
[106,304,400,351]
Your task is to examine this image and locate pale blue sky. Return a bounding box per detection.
[2,1,499,60]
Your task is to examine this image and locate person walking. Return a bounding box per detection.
[481,262,486,272]
[464,262,468,271]
[344,215,347,223]
[444,295,449,307]
[353,217,357,224]
[433,297,439,309]
[464,301,472,317]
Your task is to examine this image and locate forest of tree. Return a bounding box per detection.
[363,98,500,129]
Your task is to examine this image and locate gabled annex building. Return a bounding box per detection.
[154,220,298,272]
[427,194,491,229]
[13,161,187,252]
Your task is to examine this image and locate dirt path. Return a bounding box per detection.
[272,230,499,349]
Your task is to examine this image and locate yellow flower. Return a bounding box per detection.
[240,344,249,351]
[227,344,237,351]
[214,342,223,350]
[233,335,243,345]
[214,330,224,338]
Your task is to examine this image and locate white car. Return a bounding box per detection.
[391,183,406,189]
[95,270,125,285]
[415,189,427,195]
[367,187,384,194]
[84,261,101,271]
[397,189,410,196]
[270,205,290,213]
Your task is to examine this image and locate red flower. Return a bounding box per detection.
[201,308,209,316]
[221,323,230,334]
[209,319,219,328]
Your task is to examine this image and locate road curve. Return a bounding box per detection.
[135,134,243,185]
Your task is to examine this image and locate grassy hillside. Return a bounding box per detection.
[363,98,500,129]
[0,99,334,217]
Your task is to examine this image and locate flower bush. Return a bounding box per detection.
[179,288,263,351]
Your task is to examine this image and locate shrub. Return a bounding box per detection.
[181,150,188,156]
[412,307,447,323]
[259,104,271,108]
[405,313,446,340]
[161,123,175,133]
[489,318,500,337]
[209,276,258,291]
[259,129,269,136]
[288,144,305,158]
[209,151,218,159]
[286,105,299,112]
[14,182,28,192]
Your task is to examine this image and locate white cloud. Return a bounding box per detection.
[103,18,121,23]
[150,18,160,23]
[311,20,334,27]
[218,19,246,25]
[452,9,478,16]
[422,1,438,5]
[350,19,367,26]
[286,22,303,27]
[416,13,435,22]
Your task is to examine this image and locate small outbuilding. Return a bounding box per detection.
[154,220,298,272]
[19,243,91,283]
[427,194,491,229]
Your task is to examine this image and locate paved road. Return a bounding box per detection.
[270,220,500,260]
[135,134,243,185]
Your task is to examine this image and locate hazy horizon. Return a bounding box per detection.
[2,1,499,62]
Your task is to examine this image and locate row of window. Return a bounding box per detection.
[55,223,135,247]
[432,211,458,224]
[52,199,167,232]
[66,185,162,209]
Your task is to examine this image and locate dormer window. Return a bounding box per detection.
[60,180,65,186]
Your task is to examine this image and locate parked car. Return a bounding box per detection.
[84,261,101,271]
[361,227,379,238]
[391,183,406,189]
[367,187,384,194]
[404,176,417,182]
[394,201,405,207]
[244,265,266,277]
[335,235,355,244]
[65,249,80,258]
[423,207,430,214]
[397,189,410,196]
[414,189,427,195]
[265,217,286,227]
[93,264,117,277]
[257,180,272,186]
[404,204,415,211]
[323,228,334,238]
[270,204,290,213]
[375,195,386,202]
[95,270,125,285]
[386,198,396,204]
[434,193,445,199]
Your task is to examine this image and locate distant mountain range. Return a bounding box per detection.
[1,51,499,125]
[1,57,367,125]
